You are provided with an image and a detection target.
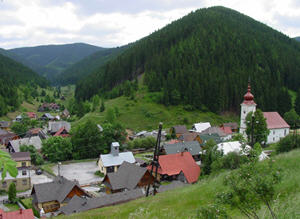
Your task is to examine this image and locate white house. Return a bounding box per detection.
[263,112,290,144]
[192,122,211,133]
[239,82,290,144]
[98,142,135,175]
[217,141,268,161]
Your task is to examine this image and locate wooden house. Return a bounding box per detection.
[54,126,70,137]
[178,132,202,144]
[31,176,90,213]
[102,161,154,194]
[0,121,10,131]
[222,122,238,133]
[27,112,37,119]
[148,152,200,184]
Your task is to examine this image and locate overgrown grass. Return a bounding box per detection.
[41,163,56,176]
[58,149,300,219]
[4,203,19,212]
[73,89,238,131]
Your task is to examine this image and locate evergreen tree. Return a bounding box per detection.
[8,182,17,203]
[100,99,105,112]
[295,89,300,116]
[246,109,270,146]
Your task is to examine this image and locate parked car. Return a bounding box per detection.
[35,168,43,175]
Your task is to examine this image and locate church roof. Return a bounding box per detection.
[242,82,256,105]
[263,112,290,129]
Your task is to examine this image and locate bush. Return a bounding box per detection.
[8,183,17,203]
[212,152,248,172]
[276,134,300,153]
[94,170,104,177]
[127,137,156,150]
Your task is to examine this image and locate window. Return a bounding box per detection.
[273,130,275,135]
[284,129,287,136]
[273,137,275,142]
[2,181,7,188]
[22,162,26,167]
[22,179,27,185]
[13,180,17,186]
[22,170,27,176]
[243,111,246,114]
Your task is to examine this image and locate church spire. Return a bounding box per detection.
[243,80,255,105]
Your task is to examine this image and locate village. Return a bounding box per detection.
[0,82,292,218]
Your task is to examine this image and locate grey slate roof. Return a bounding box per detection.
[172,125,188,134]
[198,133,222,146]
[9,136,42,152]
[58,189,144,215]
[48,121,71,133]
[0,121,10,128]
[103,162,148,190]
[163,141,201,156]
[11,152,31,161]
[32,176,85,204]
[0,128,8,135]
[100,151,135,167]
[201,126,227,137]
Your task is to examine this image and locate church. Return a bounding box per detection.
[239,82,290,144]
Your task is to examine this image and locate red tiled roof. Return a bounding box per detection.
[26,112,37,118]
[220,126,232,135]
[148,152,200,183]
[263,112,290,129]
[0,208,34,219]
[54,127,70,137]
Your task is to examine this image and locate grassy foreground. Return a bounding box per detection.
[58,149,300,219]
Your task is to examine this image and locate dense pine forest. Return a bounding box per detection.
[9,43,104,82]
[75,6,300,114]
[57,46,128,86]
[0,53,48,116]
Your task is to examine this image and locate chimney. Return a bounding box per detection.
[19,208,22,214]
[111,142,120,156]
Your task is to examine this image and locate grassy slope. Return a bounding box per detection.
[73,87,238,131]
[58,149,300,219]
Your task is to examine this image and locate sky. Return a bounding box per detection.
[0,0,300,49]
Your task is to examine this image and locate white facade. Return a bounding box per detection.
[266,128,289,144]
[239,103,256,136]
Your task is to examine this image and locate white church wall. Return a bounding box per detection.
[266,128,289,144]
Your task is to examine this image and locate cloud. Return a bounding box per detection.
[0,0,300,49]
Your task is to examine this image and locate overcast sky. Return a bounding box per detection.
[1,0,300,49]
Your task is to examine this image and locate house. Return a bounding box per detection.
[11,152,31,168]
[40,113,55,121]
[201,126,231,141]
[0,121,10,131]
[98,142,135,174]
[263,112,290,144]
[217,141,268,161]
[31,176,90,213]
[222,122,238,133]
[61,109,70,118]
[164,139,181,145]
[38,103,60,112]
[7,136,42,152]
[198,133,222,146]
[27,112,37,119]
[2,152,32,191]
[170,125,188,138]
[102,161,154,194]
[239,82,290,144]
[178,132,202,144]
[58,189,144,215]
[191,122,211,133]
[0,168,31,191]
[148,152,200,183]
[25,128,48,139]
[0,208,34,219]
[161,141,202,161]
[0,132,19,146]
[15,114,23,122]
[219,126,233,139]
[48,121,71,135]
[54,127,70,137]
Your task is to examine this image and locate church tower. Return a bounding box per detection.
[239,81,256,136]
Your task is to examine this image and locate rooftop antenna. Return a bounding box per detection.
[146,122,163,197]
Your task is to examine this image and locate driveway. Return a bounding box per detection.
[30,170,53,185]
[52,161,103,185]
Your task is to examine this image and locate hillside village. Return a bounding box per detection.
[0,80,296,218]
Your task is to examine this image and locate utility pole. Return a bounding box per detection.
[146,122,163,197]
[251,112,255,148]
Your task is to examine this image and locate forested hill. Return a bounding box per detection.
[9,43,105,82]
[295,37,300,42]
[75,6,300,114]
[57,45,128,86]
[0,53,48,116]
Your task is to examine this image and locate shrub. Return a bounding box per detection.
[276,134,300,153]
[8,183,17,203]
